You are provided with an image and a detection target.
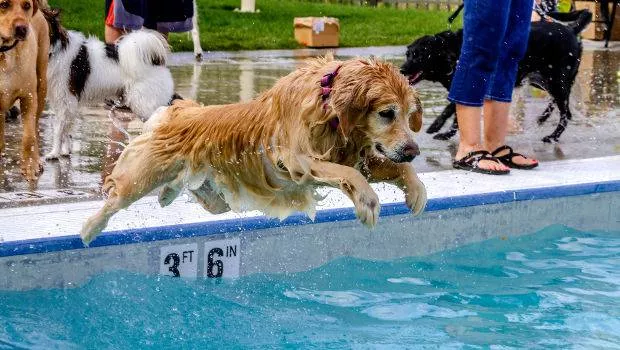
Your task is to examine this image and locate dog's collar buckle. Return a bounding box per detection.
[0,41,19,53]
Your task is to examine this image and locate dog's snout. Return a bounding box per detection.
[14,25,28,40]
[401,141,420,161]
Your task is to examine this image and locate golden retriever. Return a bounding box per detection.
[81,56,427,244]
[0,0,48,181]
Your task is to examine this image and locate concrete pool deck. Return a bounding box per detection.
[0,155,618,290]
[1,155,618,251]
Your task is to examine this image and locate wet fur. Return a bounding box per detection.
[0,0,48,181]
[81,56,427,244]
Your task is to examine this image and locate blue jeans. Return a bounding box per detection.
[448,0,534,106]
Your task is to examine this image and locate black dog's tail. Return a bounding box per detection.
[168,93,184,105]
[568,9,593,35]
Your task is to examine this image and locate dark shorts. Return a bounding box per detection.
[105,0,193,33]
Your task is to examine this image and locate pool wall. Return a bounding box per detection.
[1,156,619,290]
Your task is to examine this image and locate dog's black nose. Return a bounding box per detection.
[14,25,29,40]
[401,141,420,161]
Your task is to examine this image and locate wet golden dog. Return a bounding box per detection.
[81,56,427,244]
[0,0,48,181]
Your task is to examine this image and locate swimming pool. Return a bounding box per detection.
[1,224,619,348]
[0,153,618,348]
[1,155,618,289]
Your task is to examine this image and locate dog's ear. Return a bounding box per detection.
[409,94,423,132]
[32,0,39,14]
[329,86,368,138]
[327,62,371,138]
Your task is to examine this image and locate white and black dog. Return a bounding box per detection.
[43,10,176,160]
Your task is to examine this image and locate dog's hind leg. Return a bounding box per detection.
[542,96,570,143]
[434,117,458,140]
[80,186,127,245]
[191,0,203,61]
[537,102,555,125]
[81,140,180,244]
[46,101,77,160]
[426,102,456,134]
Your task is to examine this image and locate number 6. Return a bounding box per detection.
[207,248,224,278]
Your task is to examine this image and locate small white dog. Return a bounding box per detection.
[43,10,175,160]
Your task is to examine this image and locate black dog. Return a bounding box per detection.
[401,15,591,143]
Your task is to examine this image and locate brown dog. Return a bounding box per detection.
[81,56,427,244]
[0,0,48,181]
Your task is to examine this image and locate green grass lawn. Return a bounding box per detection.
[48,0,460,51]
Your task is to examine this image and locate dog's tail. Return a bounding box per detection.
[117,30,169,79]
[569,9,593,35]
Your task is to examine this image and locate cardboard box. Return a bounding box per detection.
[294,17,340,48]
[574,1,620,40]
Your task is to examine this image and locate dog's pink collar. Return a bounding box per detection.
[321,65,341,106]
[321,65,342,130]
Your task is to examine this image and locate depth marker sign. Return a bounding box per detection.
[160,243,198,278]
[204,237,241,278]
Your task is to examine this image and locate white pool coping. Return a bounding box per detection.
[1,155,618,256]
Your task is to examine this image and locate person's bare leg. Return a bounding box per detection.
[105,25,126,44]
[483,100,537,166]
[455,104,508,172]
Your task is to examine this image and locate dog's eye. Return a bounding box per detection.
[0,2,9,9]
[378,109,395,120]
[22,1,30,10]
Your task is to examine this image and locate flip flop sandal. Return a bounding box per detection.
[491,145,539,170]
[453,150,510,175]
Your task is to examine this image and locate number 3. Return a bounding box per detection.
[164,253,181,277]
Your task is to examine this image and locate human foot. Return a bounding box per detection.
[453,150,510,175]
[491,145,538,169]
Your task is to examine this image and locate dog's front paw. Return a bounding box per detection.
[405,179,427,216]
[353,189,380,228]
[159,185,181,207]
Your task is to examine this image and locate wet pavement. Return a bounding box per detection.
[0,42,618,207]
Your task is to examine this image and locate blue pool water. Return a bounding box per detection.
[1,225,619,349]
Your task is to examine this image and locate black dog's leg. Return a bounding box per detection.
[537,102,555,125]
[434,116,459,140]
[542,97,570,143]
[5,106,20,121]
[427,102,456,134]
